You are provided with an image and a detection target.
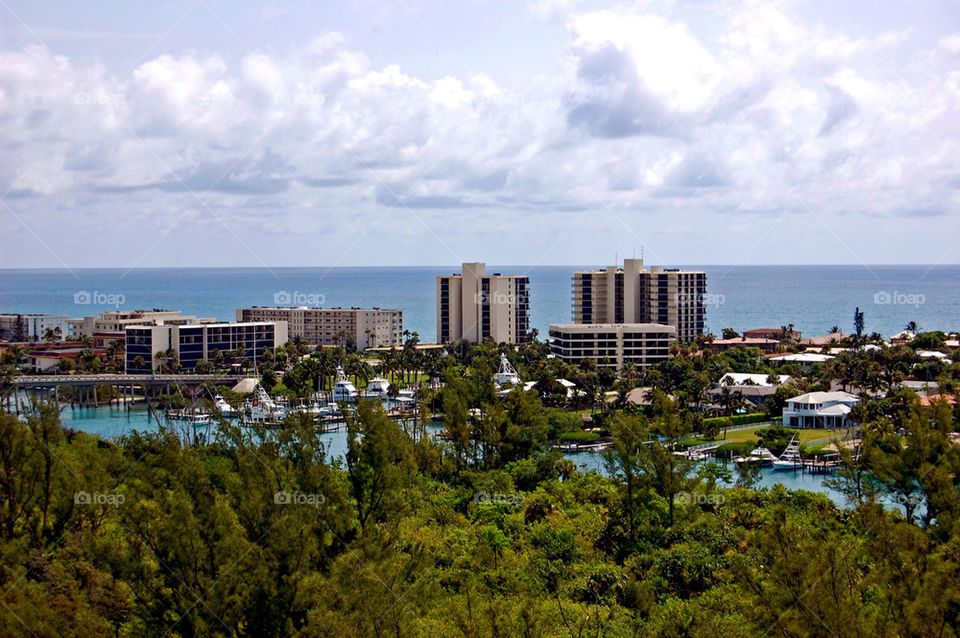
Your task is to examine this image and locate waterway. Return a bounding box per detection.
[56,403,850,505]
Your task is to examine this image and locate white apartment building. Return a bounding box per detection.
[69,310,215,337]
[0,314,70,342]
[236,306,402,349]
[548,323,675,369]
[437,262,530,344]
[572,259,706,343]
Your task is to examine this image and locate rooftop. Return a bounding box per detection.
[788,391,859,404]
[770,352,835,363]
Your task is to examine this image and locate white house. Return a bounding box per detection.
[717,373,791,387]
[782,391,859,429]
[769,352,834,369]
[523,378,580,399]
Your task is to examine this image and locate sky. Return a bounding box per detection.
[1,0,959,269]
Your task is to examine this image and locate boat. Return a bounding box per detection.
[166,407,212,425]
[734,446,778,466]
[494,353,521,395]
[361,377,391,399]
[212,393,237,418]
[332,366,358,402]
[241,383,286,424]
[673,448,707,461]
[773,436,802,471]
[494,353,521,386]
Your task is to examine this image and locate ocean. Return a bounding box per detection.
[1,264,958,339]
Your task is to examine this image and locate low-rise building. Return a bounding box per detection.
[548,323,675,369]
[70,310,215,337]
[717,373,791,387]
[0,314,70,342]
[704,337,780,352]
[800,332,848,347]
[27,346,108,373]
[125,321,288,373]
[769,352,834,368]
[743,328,802,341]
[236,306,402,349]
[782,391,859,429]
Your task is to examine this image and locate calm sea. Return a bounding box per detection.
[1,265,958,339]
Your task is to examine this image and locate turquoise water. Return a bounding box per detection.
[565,448,847,504]
[2,265,959,339]
[59,404,848,504]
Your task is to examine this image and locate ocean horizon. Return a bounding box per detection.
[2,264,958,341]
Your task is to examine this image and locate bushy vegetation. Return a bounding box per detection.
[1,389,959,636]
[3,325,960,635]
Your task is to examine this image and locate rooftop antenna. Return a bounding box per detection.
[614,251,618,267]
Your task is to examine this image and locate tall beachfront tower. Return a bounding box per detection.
[437,262,530,344]
[572,259,706,343]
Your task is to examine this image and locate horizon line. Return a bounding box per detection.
[2,263,959,271]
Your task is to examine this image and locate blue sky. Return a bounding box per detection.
[1,0,959,268]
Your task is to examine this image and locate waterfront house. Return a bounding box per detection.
[769,352,834,369]
[717,373,791,387]
[704,336,780,352]
[782,391,859,429]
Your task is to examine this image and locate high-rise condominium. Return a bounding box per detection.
[572,259,706,342]
[437,262,530,344]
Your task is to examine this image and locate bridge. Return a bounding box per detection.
[6,373,252,412]
[11,374,249,388]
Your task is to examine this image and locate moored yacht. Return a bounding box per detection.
[332,366,358,402]
[212,393,237,418]
[772,436,803,471]
[493,353,521,396]
[734,446,778,466]
[361,377,391,399]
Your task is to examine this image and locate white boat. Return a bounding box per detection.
[167,407,212,425]
[212,393,237,418]
[332,366,358,402]
[493,353,521,387]
[734,446,778,466]
[672,449,706,461]
[773,437,803,471]
[494,353,521,396]
[361,377,391,399]
[243,383,286,424]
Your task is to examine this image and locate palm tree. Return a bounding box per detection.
[904,320,919,333]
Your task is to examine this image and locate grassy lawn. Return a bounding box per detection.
[688,426,838,445]
[685,423,834,445]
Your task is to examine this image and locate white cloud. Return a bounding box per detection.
[1,2,958,267]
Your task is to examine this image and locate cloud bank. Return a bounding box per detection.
[1,1,958,267]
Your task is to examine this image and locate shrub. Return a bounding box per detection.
[559,430,600,443]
